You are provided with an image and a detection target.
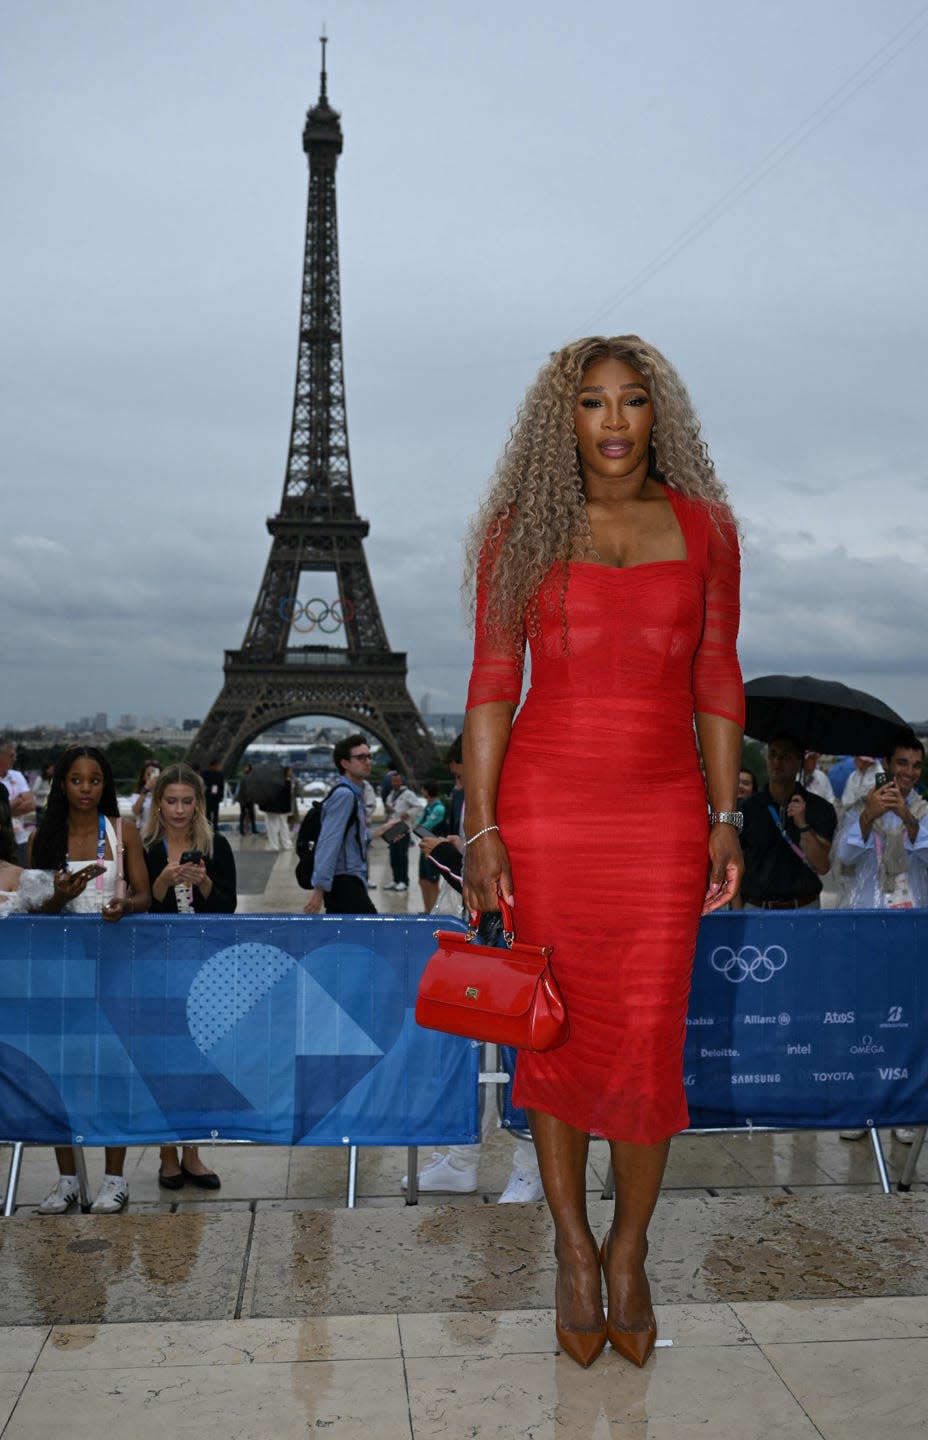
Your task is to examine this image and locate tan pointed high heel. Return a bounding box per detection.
[554,1253,607,1368]
[600,1238,657,1367]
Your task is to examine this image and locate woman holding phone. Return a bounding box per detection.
[143,763,236,1190]
[30,746,151,1214]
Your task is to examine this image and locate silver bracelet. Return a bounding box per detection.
[463,824,500,848]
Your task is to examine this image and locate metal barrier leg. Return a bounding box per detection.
[3,1143,24,1217]
[898,1126,926,1192]
[346,1145,359,1209]
[73,1147,92,1212]
[405,1146,419,1205]
[867,1126,891,1195]
[601,1156,615,1202]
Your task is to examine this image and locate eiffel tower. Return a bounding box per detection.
[188,42,440,782]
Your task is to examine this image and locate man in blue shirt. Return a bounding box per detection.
[302,735,377,915]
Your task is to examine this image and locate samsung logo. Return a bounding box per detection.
[731,1073,781,1084]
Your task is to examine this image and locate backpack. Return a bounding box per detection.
[294,783,361,890]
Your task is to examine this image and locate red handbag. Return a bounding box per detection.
[415,898,569,1052]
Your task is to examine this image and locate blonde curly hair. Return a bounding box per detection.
[464,335,733,650]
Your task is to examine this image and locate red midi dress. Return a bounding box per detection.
[465,488,744,1143]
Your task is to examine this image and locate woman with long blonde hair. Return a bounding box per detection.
[462,336,744,1368]
[143,763,237,1190]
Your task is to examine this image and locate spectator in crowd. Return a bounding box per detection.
[236,763,257,835]
[30,746,151,1215]
[836,735,928,911]
[129,758,160,831]
[835,732,927,1145]
[842,755,882,809]
[446,734,465,838]
[263,765,295,851]
[201,758,225,829]
[32,761,55,822]
[416,780,447,913]
[0,739,35,863]
[737,767,757,800]
[143,762,236,1189]
[302,735,376,915]
[379,771,423,893]
[735,732,837,910]
[0,785,16,864]
[802,751,836,806]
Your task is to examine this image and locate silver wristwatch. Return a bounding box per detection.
[709,810,743,831]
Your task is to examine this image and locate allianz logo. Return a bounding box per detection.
[740,1013,791,1026]
[700,1047,739,1057]
[879,1066,908,1081]
[850,1035,885,1055]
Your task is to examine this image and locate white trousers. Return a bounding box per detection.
[264,812,293,850]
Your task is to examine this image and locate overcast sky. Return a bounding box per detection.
[3,0,927,733]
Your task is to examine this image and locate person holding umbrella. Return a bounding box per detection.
[735,731,837,909]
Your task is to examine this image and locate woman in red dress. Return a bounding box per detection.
[463,336,744,1368]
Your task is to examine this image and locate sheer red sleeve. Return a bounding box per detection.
[693,508,745,726]
[465,571,526,709]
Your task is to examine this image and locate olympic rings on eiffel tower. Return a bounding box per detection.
[279,597,356,634]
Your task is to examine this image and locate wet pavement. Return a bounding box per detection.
[1,832,926,1437]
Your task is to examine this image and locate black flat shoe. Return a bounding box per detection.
[158,1169,185,1190]
[181,1164,221,1190]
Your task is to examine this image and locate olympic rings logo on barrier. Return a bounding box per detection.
[709,945,788,984]
[279,597,355,633]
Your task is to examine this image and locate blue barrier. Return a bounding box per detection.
[0,913,480,1147]
[0,911,924,1147]
[500,910,926,1132]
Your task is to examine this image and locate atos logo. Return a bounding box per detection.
[824,1012,855,1024]
[880,1006,908,1029]
[710,945,787,984]
[878,1067,908,1081]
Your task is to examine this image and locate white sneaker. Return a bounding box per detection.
[393,882,408,892]
[893,1128,918,1144]
[90,1177,129,1213]
[498,1167,544,1204]
[382,882,398,891]
[400,1152,478,1193]
[38,1176,81,1214]
[839,1129,867,1140]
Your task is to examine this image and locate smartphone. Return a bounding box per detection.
[380,821,409,844]
[873,772,890,790]
[180,849,204,864]
[412,825,434,840]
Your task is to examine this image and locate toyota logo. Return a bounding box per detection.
[709,945,788,983]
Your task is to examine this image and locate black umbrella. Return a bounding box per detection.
[245,763,289,809]
[744,675,908,757]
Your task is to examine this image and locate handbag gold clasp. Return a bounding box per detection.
[464,986,480,999]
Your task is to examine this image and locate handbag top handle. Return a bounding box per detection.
[466,896,515,949]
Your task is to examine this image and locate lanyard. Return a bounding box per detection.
[767,804,814,870]
[95,814,106,891]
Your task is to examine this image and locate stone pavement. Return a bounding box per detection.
[1,831,926,1437]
